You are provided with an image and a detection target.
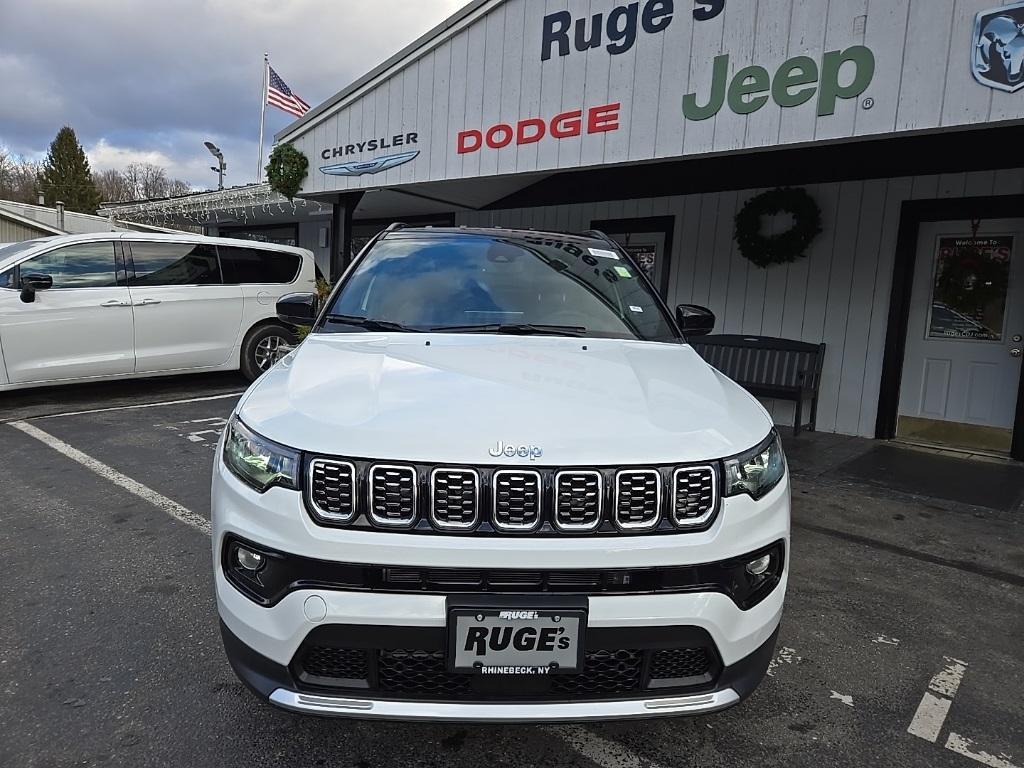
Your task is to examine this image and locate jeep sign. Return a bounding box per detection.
[683,46,876,120]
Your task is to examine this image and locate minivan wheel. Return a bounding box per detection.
[241,323,295,381]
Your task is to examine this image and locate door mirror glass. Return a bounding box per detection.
[22,273,54,290]
[676,304,715,336]
[19,273,53,303]
[277,293,317,326]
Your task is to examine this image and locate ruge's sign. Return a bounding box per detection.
[542,1,724,60]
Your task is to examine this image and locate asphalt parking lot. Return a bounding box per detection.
[1,377,1022,768]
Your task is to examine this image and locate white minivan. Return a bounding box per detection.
[213,225,789,722]
[0,233,317,390]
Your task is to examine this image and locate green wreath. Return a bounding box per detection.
[265,144,309,200]
[734,187,822,268]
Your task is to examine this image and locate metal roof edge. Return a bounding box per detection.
[0,205,65,235]
[274,0,498,144]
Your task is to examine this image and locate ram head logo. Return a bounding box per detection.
[973,2,1024,92]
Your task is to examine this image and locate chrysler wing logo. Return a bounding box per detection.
[320,150,420,177]
[972,1,1024,93]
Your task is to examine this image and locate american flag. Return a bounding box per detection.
[267,66,310,118]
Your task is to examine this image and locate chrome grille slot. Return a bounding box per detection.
[492,470,542,531]
[368,464,417,527]
[429,468,479,530]
[614,470,661,530]
[554,471,603,531]
[672,466,717,527]
[308,459,357,523]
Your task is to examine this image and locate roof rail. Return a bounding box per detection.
[384,222,407,232]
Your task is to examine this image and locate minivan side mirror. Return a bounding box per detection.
[675,304,715,336]
[20,273,53,304]
[276,292,318,326]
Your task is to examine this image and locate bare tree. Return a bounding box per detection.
[95,162,193,202]
[94,168,133,203]
[0,149,43,204]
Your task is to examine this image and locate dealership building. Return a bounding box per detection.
[106,0,1024,458]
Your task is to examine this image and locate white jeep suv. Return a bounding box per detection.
[212,225,789,722]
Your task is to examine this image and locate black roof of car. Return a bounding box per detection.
[381,225,612,247]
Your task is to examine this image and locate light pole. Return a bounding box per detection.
[204,141,226,191]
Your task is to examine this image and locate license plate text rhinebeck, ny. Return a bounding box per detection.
[451,609,584,674]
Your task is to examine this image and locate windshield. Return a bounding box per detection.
[326,234,679,342]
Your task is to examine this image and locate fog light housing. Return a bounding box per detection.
[236,547,265,572]
[746,554,771,576]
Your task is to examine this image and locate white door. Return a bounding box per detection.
[897,219,1024,453]
[0,241,135,384]
[125,240,243,372]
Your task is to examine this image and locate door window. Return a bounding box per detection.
[218,245,300,284]
[129,242,221,286]
[14,242,118,288]
[928,236,1013,341]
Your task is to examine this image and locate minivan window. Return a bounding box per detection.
[327,235,679,342]
[129,242,221,286]
[0,239,48,261]
[218,245,300,284]
[13,242,118,288]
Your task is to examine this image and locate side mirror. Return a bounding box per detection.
[675,304,715,336]
[276,292,318,326]
[20,273,53,304]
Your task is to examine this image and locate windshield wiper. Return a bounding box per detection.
[428,323,587,337]
[325,314,422,333]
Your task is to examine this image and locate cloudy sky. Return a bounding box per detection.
[1,0,466,189]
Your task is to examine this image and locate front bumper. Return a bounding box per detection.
[221,619,779,722]
[213,458,789,721]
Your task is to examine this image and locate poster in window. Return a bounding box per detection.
[928,236,1012,341]
[622,243,658,284]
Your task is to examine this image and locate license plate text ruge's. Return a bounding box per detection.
[463,610,571,658]
[451,609,584,673]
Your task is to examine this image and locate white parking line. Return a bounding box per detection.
[547,726,669,768]
[908,692,954,742]
[8,420,211,535]
[26,392,244,420]
[908,657,968,742]
[946,733,1022,768]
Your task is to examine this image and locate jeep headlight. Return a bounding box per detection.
[223,416,299,493]
[723,432,786,500]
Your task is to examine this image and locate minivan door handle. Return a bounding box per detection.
[134,298,162,306]
[100,299,131,307]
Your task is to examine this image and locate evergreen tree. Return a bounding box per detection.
[40,126,100,213]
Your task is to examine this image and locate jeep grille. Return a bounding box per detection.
[302,458,721,536]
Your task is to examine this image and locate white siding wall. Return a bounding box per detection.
[455,169,1024,437]
[298,220,330,277]
[289,0,1024,195]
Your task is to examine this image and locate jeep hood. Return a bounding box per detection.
[237,333,773,465]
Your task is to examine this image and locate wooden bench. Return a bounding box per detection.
[689,335,826,435]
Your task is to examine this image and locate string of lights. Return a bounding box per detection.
[101,183,327,229]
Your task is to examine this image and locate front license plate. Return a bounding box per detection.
[449,608,585,674]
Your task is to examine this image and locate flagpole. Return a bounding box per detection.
[257,53,269,182]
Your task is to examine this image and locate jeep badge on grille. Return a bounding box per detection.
[488,441,544,460]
